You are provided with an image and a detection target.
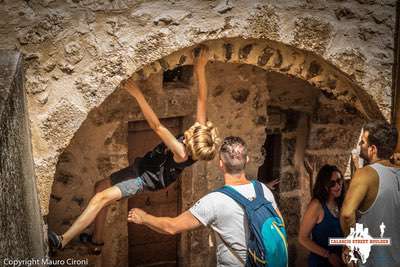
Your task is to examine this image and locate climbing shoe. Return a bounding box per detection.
[48,230,63,252]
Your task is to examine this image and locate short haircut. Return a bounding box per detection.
[363,120,398,159]
[219,136,248,174]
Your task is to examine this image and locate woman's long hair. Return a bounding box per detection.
[312,164,345,208]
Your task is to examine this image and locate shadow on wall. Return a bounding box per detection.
[0,50,46,263]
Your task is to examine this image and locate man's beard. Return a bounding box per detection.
[359,150,370,163]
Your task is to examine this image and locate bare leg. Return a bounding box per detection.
[92,178,112,244]
[61,185,122,248]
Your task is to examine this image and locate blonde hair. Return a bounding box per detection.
[184,121,220,161]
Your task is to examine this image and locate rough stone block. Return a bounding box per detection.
[308,126,361,150]
[281,138,296,166]
[330,48,366,82]
[307,60,323,79]
[0,50,46,263]
[283,110,300,132]
[311,103,364,128]
[257,46,275,66]
[304,153,351,178]
[280,170,300,192]
[292,16,333,54]
[230,87,250,103]
[279,196,301,237]
[223,43,233,61]
[40,99,85,148]
[239,44,253,60]
[248,5,279,40]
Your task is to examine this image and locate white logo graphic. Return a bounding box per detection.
[329,223,391,264]
[380,222,385,238]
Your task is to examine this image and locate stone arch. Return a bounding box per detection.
[131,37,383,121]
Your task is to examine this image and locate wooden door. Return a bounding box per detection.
[128,118,182,267]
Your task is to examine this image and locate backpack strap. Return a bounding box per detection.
[214,186,250,265]
[214,231,246,265]
[214,185,252,207]
[251,180,266,200]
[252,180,282,222]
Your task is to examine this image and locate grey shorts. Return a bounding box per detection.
[110,165,146,198]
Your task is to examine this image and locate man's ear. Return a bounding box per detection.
[370,145,378,156]
[246,156,250,163]
[219,159,224,169]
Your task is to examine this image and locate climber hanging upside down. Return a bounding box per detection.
[48,47,220,255]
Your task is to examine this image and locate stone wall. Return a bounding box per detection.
[0,0,394,216]
[0,50,46,265]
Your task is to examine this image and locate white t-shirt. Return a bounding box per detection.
[189,182,278,267]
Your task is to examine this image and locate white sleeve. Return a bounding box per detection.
[189,193,217,226]
[261,184,278,210]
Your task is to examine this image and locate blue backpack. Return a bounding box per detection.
[215,180,288,267]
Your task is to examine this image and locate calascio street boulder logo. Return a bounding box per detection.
[329,222,391,264]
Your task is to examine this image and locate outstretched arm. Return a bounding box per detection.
[128,208,202,235]
[194,47,209,125]
[124,80,187,160]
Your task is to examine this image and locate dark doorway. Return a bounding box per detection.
[163,66,193,90]
[258,133,282,184]
[127,117,182,267]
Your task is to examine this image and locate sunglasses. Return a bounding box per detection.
[328,178,343,188]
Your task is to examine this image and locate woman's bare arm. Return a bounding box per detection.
[124,79,187,161]
[298,199,330,258]
[194,47,208,125]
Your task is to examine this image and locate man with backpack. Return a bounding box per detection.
[128,136,288,267]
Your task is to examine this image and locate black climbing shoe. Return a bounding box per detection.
[48,230,63,251]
